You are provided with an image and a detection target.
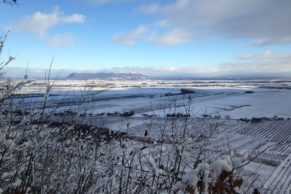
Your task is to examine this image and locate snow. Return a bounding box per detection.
[146,155,165,176]
[144,88,291,119]
[11,78,291,119]
[211,159,232,178]
[197,162,210,172]
[244,162,275,178]
[263,153,291,194]
[1,78,291,193]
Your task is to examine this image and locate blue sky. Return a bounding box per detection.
[1,0,291,76]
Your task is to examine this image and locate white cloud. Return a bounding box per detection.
[252,37,291,47]
[221,51,291,73]
[12,8,86,37]
[150,28,193,46]
[238,51,274,60]
[112,25,147,46]
[137,3,160,14]
[155,20,170,28]
[48,33,75,47]
[12,9,60,37]
[89,0,112,5]
[62,14,86,24]
[138,0,291,46]
[101,51,291,75]
[87,0,134,5]
[112,25,193,46]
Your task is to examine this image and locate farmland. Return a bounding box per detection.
[1,78,291,193]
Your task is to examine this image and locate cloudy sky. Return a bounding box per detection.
[1,0,291,76]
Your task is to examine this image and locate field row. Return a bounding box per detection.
[263,153,291,193]
[237,120,291,143]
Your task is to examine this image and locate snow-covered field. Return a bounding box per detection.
[12,78,291,119]
[1,78,291,193]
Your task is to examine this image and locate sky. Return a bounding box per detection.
[1,0,291,77]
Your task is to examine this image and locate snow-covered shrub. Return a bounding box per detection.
[172,158,243,194]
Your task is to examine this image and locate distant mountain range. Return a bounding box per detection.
[4,67,291,80]
[66,72,149,80]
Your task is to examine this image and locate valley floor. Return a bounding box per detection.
[1,78,291,193]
